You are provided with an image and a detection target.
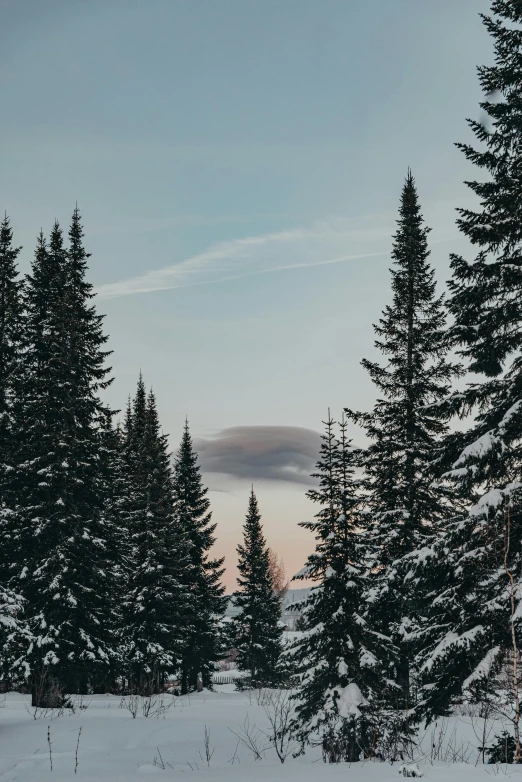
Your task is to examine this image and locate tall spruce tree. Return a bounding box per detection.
[233,487,283,687]
[289,414,396,763]
[15,213,118,704]
[415,3,522,746]
[345,172,459,709]
[95,411,130,693]
[121,379,191,693]
[173,421,226,692]
[0,215,23,585]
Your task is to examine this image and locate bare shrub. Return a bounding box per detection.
[267,549,289,598]
[229,714,267,761]
[152,747,175,770]
[198,725,215,766]
[422,719,473,765]
[74,726,82,775]
[47,724,53,771]
[120,692,174,719]
[258,688,298,763]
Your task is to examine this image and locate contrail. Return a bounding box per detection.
[96,249,391,299]
[95,222,392,299]
[95,221,457,300]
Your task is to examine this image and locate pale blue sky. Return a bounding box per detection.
[1,0,492,586]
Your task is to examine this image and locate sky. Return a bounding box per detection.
[1,0,493,589]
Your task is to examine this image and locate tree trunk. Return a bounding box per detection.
[31,672,63,708]
[396,649,410,710]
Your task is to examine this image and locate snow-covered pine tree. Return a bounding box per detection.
[0,215,24,587]
[289,413,396,763]
[0,583,29,691]
[233,487,283,687]
[122,380,191,694]
[4,231,48,598]
[173,421,226,693]
[345,172,459,710]
[95,412,128,693]
[15,213,118,705]
[415,3,522,744]
[115,392,141,691]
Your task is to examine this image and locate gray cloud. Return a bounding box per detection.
[194,426,321,485]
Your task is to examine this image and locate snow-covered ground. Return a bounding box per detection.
[0,685,520,781]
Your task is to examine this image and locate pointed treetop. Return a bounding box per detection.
[0,213,22,261]
[248,486,260,515]
[146,387,159,422]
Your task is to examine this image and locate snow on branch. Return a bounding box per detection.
[421,625,485,672]
[462,646,502,692]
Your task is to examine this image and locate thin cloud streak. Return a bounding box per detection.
[95,219,460,300]
[98,249,392,299]
[96,221,393,299]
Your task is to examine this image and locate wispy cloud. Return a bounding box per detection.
[95,206,461,300]
[95,218,393,299]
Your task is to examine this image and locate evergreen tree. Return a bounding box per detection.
[0,214,23,585]
[15,212,118,705]
[0,583,28,690]
[96,412,128,693]
[345,172,459,709]
[233,487,283,687]
[415,3,522,744]
[122,379,191,693]
[119,378,147,672]
[289,414,396,763]
[173,421,226,693]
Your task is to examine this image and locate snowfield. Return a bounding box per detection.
[0,685,520,781]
